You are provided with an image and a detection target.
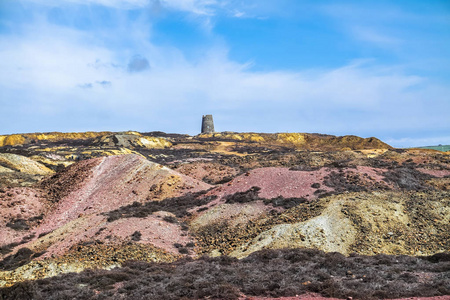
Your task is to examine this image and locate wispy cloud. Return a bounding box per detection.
[161,0,218,15]
[19,0,259,18]
[22,0,221,14]
[351,27,401,49]
[22,0,150,9]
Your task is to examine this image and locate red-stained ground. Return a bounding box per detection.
[208,167,333,201]
[206,166,388,205]
[418,168,450,177]
[34,154,210,237]
[0,187,47,245]
[1,154,210,258]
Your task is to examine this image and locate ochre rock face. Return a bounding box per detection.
[0,132,110,146]
[0,153,54,175]
[0,135,26,146]
[94,134,172,149]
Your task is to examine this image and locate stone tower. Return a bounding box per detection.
[201,115,214,134]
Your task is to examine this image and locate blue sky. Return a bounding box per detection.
[0,0,449,147]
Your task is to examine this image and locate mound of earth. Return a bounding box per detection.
[0,154,53,176]
[0,154,211,286]
[198,132,392,151]
[190,188,449,257]
[0,131,114,147]
[0,154,54,188]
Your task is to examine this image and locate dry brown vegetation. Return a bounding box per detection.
[1,248,449,300]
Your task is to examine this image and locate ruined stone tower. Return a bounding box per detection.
[201,115,214,134]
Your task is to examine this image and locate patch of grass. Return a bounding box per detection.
[178,248,189,254]
[323,171,367,193]
[223,187,306,209]
[418,145,450,152]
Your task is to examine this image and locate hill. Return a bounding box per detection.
[0,131,448,299]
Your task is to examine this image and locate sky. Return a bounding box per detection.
[0,0,449,147]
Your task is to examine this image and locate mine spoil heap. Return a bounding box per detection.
[0,130,449,300]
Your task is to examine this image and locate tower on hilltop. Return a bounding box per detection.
[201,115,214,134]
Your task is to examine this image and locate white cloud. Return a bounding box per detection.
[232,10,245,18]
[351,27,402,49]
[22,0,150,9]
[21,0,221,14]
[161,0,218,15]
[19,0,255,18]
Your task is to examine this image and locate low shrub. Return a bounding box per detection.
[131,231,142,241]
[382,167,434,190]
[0,247,36,271]
[1,248,449,299]
[224,186,261,204]
[263,196,307,209]
[6,219,29,231]
[163,216,178,224]
[105,190,217,222]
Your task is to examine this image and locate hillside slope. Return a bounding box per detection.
[0,130,449,299]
